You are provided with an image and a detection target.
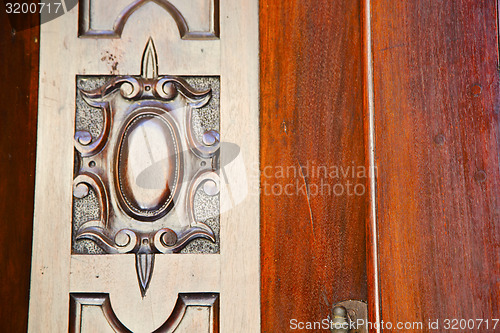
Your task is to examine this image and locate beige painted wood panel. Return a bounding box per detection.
[28,1,259,332]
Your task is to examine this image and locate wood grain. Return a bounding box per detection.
[371,0,500,330]
[29,1,259,331]
[0,8,39,333]
[260,1,368,331]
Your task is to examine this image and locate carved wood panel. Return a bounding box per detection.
[72,38,220,296]
[29,0,258,332]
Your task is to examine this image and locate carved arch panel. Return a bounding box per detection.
[78,0,219,39]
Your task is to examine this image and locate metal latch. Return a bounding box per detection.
[330,300,368,333]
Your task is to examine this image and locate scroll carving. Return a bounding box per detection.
[73,39,220,295]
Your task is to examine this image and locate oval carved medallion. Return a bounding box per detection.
[117,112,179,220]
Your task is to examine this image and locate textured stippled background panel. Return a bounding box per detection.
[72,75,220,254]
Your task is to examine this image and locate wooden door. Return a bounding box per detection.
[260,0,499,332]
[27,1,259,332]
[1,1,498,332]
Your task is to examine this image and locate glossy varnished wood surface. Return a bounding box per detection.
[0,10,39,333]
[260,1,368,331]
[371,0,500,329]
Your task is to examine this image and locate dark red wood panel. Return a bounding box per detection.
[260,1,368,331]
[0,8,39,332]
[371,0,500,330]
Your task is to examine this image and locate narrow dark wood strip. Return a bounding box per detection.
[260,1,368,331]
[0,8,39,332]
[361,0,381,331]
